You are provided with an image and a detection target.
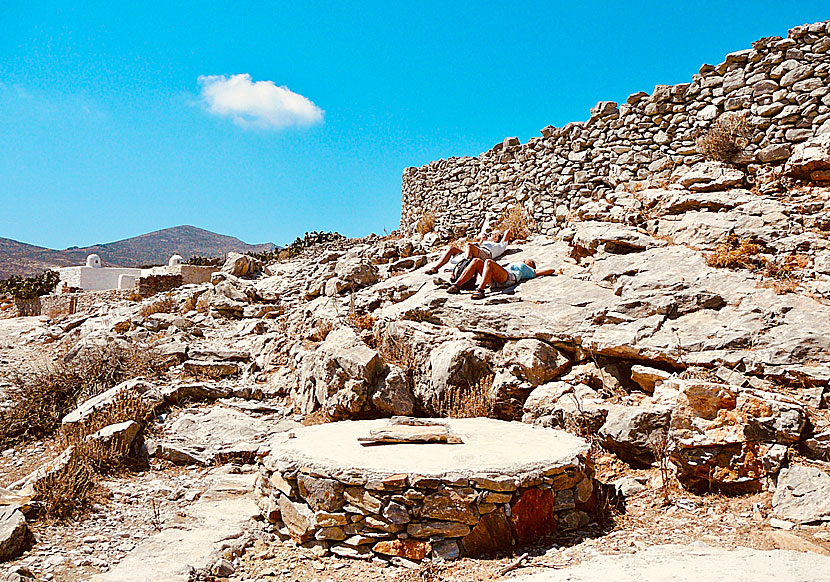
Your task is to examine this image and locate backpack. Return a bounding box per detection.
[450,258,478,290]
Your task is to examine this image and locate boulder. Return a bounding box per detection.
[773,465,830,524]
[155,406,289,465]
[420,487,478,525]
[278,496,315,542]
[298,326,385,419]
[370,365,415,416]
[630,365,671,392]
[423,340,491,413]
[372,539,430,560]
[785,133,830,180]
[803,430,830,461]
[221,252,257,277]
[62,378,160,427]
[297,475,345,512]
[0,508,32,562]
[599,405,671,465]
[678,161,745,192]
[333,258,379,291]
[737,388,806,444]
[501,339,570,386]
[522,381,608,435]
[571,221,658,254]
[86,420,141,451]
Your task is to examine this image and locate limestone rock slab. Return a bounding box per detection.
[263,418,590,483]
[773,465,830,523]
[512,543,830,582]
[0,507,32,562]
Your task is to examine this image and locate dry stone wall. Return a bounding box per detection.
[401,21,830,236]
[257,454,594,561]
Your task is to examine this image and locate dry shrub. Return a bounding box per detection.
[113,319,133,334]
[696,112,751,163]
[401,308,436,323]
[347,312,377,332]
[34,385,151,520]
[312,320,334,341]
[0,344,162,448]
[705,234,765,271]
[376,333,422,394]
[494,205,535,240]
[195,293,211,313]
[706,234,807,293]
[139,294,175,318]
[33,449,96,520]
[302,409,332,426]
[180,295,197,314]
[415,212,436,235]
[437,374,495,418]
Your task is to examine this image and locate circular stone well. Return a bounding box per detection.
[256,418,595,561]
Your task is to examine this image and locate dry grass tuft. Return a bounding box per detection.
[706,234,808,293]
[0,344,162,448]
[696,112,752,163]
[312,320,335,342]
[33,382,153,520]
[139,294,175,318]
[705,234,765,271]
[494,205,535,240]
[401,308,436,323]
[376,333,422,395]
[436,374,495,418]
[346,312,377,332]
[415,212,436,235]
[33,449,97,520]
[181,295,197,314]
[195,293,211,313]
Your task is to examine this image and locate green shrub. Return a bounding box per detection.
[0,270,60,300]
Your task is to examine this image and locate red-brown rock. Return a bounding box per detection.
[510,488,557,544]
[460,507,513,556]
[372,539,431,560]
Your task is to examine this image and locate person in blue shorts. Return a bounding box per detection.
[447,258,556,299]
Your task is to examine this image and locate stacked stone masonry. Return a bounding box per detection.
[256,419,595,561]
[401,21,830,236]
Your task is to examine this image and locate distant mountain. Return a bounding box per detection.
[0,225,276,279]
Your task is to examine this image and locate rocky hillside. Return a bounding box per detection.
[3,132,830,579]
[0,225,275,278]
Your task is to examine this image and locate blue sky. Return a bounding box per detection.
[1,2,828,249]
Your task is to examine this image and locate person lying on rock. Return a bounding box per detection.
[425,229,511,275]
[447,258,556,299]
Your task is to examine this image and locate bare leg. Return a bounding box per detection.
[477,260,510,291]
[464,242,484,259]
[452,258,485,288]
[427,245,462,274]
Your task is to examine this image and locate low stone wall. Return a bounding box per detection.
[256,419,595,561]
[40,290,131,317]
[401,20,830,236]
[137,274,183,297]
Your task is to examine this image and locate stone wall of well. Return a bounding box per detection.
[256,459,595,560]
[401,21,830,236]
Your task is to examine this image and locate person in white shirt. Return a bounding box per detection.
[425,228,511,275]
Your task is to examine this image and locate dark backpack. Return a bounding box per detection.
[450,258,477,290]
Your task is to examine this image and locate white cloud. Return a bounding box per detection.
[197,74,323,129]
